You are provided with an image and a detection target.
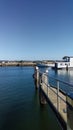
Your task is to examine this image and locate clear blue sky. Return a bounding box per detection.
[0,0,73,60]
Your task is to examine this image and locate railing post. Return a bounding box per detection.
[57,81,60,112]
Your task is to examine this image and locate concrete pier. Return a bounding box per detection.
[33,66,73,130]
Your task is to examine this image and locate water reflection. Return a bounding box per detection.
[56,69,73,84]
[49,69,73,84]
[38,66,49,73]
[49,69,73,93]
[0,67,61,130]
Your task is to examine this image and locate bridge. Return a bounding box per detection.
[33,66,73,130]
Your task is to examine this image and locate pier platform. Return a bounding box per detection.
[41,85,67,123]
[33,66,73,130]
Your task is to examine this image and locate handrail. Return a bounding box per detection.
[39,70,73,88]
[36,65,73,88]
[41,78,66,103]
[48,75,73,88]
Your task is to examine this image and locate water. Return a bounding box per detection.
[0,67,61,130]
[49,68,73,93]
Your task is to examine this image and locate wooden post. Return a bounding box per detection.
[33,66,39,89]
[66,65,68,71]
[39,87,47,105]
[39,70,48,105]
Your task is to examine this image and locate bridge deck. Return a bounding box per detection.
[41,84,67,123]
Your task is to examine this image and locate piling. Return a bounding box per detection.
[39,87,47,105]
[39,70,48,105]
[33,66,39,89]
[66,65,68,71]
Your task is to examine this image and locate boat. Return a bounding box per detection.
[55,56,73,69]
[37,63,50,68]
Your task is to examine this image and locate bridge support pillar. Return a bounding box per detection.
[39,87,47,105]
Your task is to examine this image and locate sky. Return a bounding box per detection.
[0,0,73,60]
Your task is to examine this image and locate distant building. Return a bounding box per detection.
[55,56,73,69]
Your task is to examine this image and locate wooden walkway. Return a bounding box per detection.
[41,79,67,124]
[33,66,73,130]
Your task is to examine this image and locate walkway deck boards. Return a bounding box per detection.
[41,84,67,123]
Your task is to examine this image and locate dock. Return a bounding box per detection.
[33,65,73,130]
[41,85,67,123]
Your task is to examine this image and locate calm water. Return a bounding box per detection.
[49,68,73,93]
[0,67,61,130]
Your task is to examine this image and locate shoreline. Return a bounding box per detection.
[0,61,36,67]
[0,60,55,67]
